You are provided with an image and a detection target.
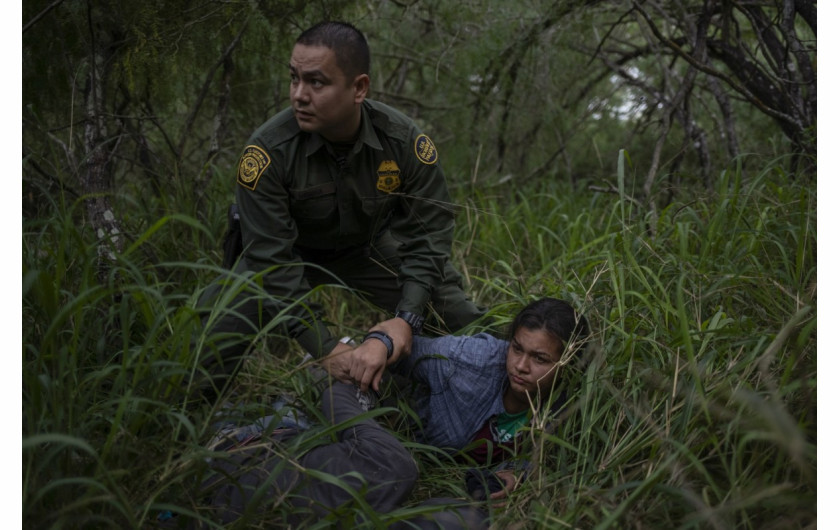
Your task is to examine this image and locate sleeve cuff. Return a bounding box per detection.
[295,320,339,359]
[397,280,432,315]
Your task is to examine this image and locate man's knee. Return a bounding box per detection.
[192,273,269,397]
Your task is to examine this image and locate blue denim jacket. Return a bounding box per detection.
[391,333,510,450]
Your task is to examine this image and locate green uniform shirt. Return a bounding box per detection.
[234,100,456,357]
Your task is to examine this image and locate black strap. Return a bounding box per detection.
[363,331,394,359]
[222,203,243,269]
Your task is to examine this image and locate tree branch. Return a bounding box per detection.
[631,0,803,131]
[176,17,250,159]
[22,0,66,35]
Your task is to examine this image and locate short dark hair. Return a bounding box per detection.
[508,298,591,361]
[296,21,370,80]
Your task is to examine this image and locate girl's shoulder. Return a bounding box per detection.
[413,333,508,363]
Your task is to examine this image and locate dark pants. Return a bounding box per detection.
[196,382,417,527]
[195,230,485,394]
[297,230,484,332]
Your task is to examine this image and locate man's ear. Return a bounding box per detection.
[353,74,370,103]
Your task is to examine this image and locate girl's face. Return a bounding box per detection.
[505,327,565,406]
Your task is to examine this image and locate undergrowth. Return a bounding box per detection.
[22,153,816,528]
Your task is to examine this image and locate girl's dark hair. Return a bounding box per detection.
[296,21,370,80]
[508,298,591,361]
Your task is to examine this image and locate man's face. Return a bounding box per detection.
[505,327,564,402]
[288,44,368,143]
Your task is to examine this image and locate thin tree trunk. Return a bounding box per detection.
[82,0,123,279]
[707,75,740,162]
[196,53,234,210]
[185,21,249,211]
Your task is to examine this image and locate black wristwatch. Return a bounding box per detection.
[396,310,425,335]
[363,331,394,359]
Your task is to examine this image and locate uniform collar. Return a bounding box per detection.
[304,103,383,157]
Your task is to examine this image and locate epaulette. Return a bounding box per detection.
[365,100,413,140]
[249,107,301,147]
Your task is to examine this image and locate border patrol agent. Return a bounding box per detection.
[199,21,484,396]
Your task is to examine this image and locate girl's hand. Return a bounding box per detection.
[489,469,518,507]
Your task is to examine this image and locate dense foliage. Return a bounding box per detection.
[22,159,817,528]
[23,1,816,528]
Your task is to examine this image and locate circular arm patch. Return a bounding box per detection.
[414,134,438,165]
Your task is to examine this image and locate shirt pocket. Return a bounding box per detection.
[289,183,338,232]
[360,193,397,217]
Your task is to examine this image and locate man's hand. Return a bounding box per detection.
[373,317,412,359]
[349,317,412,393]
[320,341,355,383]
[348,337,388,393]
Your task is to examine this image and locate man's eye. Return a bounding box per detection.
[312,79,324,87]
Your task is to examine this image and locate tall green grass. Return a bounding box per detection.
[452,153,815,528]
[23,154,815,528]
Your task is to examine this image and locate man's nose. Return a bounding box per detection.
[292,83,308,102]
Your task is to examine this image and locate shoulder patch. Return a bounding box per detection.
[414,134,438,165]
[237,145,271,190]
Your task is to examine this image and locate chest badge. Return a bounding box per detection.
[376,160,401,193]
